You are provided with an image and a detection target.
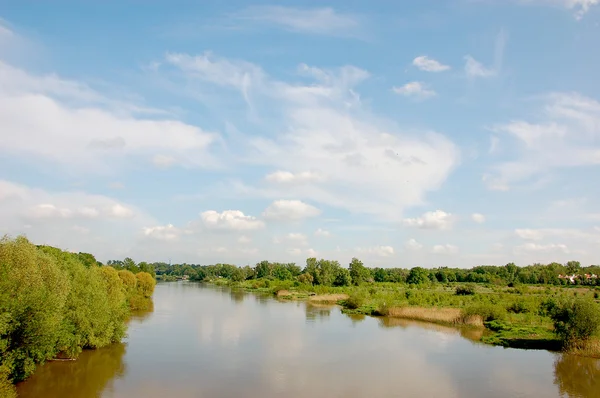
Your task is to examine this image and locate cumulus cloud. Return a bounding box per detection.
[143,224,179,241]
[514,242,570,253]
[275,232,308,246]
[238,235,252,244]
[486,93,600,190]
[262,200,321,221]
[412,56,450,72]
[166,52,459,221]
[265,170,325,184]
[356,245,395,257]
[471,213,486,223]
[314,228,331,237]
[0,60,219,173]
[403,210,455,230]
[404,238,423,251]
[201,210,265,231]
[432,244,459,254]
[393,81,437,100]
[0,179,154,259]
[514,0,599,19]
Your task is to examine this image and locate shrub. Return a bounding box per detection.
[455,285,476,296]
[506,299,532,314]
[549,298,600,345]
[345,291,368,310]
[463,303,506,322]
[297,273,314,285]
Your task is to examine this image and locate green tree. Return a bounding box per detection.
[349,257,370,285]
[255,260,272,279]
[566,261,581,275]
[407,267,429,285]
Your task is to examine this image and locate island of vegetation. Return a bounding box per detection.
[153,257,600,359]
[0,236,156,398]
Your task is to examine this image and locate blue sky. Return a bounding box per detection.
[1,0,599,267]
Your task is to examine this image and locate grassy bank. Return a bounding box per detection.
[210,278,600,357]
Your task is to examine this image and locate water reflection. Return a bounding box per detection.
[16,344,127,398]
[229,290,246,304]
[554,354,600,397]
[16,283,600,398]
[378,317,485,343]
[129,299,154,322]
[304,302,333,323]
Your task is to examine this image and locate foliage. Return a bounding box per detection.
[349,258,371,285]
[548,298,600,346]
[0,236,155,386]
[463,303,506,322]
[455,285,476,296]
[407,267,429,285]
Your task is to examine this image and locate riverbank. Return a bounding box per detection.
[207,278,599,357]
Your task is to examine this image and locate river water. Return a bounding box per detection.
[16,282,600,398]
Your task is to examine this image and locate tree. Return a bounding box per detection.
[407,267,429,285]
[566,261,581,275]
[549,298,600,346]
[255,260,272,279]
[333,267,352,287]
[349,258,370,285]
[374,268,387,282]
[123,257,137,273]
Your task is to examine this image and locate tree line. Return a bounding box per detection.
[146,257,600,287]
[0,236,156,397]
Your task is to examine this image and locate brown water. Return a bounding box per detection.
[16,282,600,398]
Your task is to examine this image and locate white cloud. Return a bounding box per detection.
[262,200,321,221]
[486,93,600,190]
[278,232,308,246]
[201,210,265,231]
[109,204,134,218]
[404,238,423,251]
[393,81,437,100]
[412,56,450,72]
[265,170,325,184]
[471,213,486,223]
[0,60,218,173]
[314,228,331,237]
[167,52,459,221]
[306,248,318,257]
[233,6,360,37]
[514,228,600,243]
[287,248,302,256]
[514,242,570,253]
[143,224,179,241]
[0,179,154,259]
[403,210,455,230]
[464,55,496,78]
[153,154,177,168]
[515,0,599,19]
[238,235,252,244]
[432,244,459,254]
[356,245,395,257]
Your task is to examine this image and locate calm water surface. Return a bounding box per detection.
[17,282,600,398]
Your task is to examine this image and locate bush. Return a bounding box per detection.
[506,299,532,314]
[455,285,476,296]
[463,303,506,322]
[345,291,368,310]
[549,298,600,345]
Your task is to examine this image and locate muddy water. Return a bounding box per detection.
[16,282,600,398]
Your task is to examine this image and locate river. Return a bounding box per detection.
[16,282,600,398]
